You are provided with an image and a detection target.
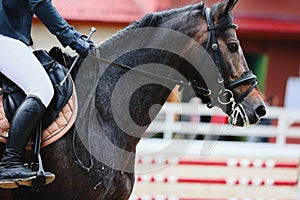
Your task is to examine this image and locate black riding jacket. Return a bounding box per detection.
[0,0,76,46]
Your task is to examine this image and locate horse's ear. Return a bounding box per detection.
[224,0,239,13]
[212,0,239,21]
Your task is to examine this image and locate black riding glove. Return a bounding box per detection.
[69,32,94,58]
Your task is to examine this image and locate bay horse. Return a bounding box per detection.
[0,0,266,199]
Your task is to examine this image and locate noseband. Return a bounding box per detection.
[204,8,258,109]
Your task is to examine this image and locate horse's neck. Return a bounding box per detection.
[93,5,207,152]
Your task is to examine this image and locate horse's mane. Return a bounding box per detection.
[99,2,205,49]
[135,2,204,28]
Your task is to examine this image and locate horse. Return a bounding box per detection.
[0,0,266,199]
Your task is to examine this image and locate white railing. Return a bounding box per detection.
[145,102,300,146]
[136,103,300,199]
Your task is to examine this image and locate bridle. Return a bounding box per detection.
[203,7,258,110]
[88,7,258,113]
[73,4,261,172]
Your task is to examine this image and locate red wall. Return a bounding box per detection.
[241,36,300,106]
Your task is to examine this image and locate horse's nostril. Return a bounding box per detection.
[256,105,267,118]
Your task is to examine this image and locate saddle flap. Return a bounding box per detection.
[33,50,55,71]
[0,74,25,122]
[0,47,79,149]
[33,49,74,129]
[0,49,74,130]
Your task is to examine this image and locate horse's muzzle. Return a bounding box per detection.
[255,105,267,119]
[228,101,267,127]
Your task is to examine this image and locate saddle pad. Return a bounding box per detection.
[0,84,78,150]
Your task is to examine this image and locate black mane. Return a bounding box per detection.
[100,2,205,49]
[134,2,204,28]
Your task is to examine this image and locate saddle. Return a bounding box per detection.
[0,48,78,149]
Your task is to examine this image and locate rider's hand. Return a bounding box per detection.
[69,32,94,58]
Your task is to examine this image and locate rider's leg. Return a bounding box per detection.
[0,95,52,188]
[0,34,55,189]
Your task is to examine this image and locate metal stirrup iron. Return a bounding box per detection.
[32,122,46,191]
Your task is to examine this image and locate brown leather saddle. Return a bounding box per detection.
[0,49,78,149]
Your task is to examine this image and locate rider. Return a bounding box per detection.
[0,0,94,188]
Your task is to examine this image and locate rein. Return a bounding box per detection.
[89,54,212,97]
[86,7,258,111]
[72,3,261,173]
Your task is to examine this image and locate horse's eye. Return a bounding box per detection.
[227,43,239,53]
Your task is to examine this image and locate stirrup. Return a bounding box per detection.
[31,155,55,191]
[31,122,55,192]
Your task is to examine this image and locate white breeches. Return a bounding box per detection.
[0,34,54,107]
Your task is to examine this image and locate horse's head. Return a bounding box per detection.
[195,0,266,126]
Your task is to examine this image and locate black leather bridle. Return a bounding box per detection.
[88,7,259,113]
[204,7,258,109]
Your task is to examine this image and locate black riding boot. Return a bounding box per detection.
[0,95,55,189]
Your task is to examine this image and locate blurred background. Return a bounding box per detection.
[32,0,300,109]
